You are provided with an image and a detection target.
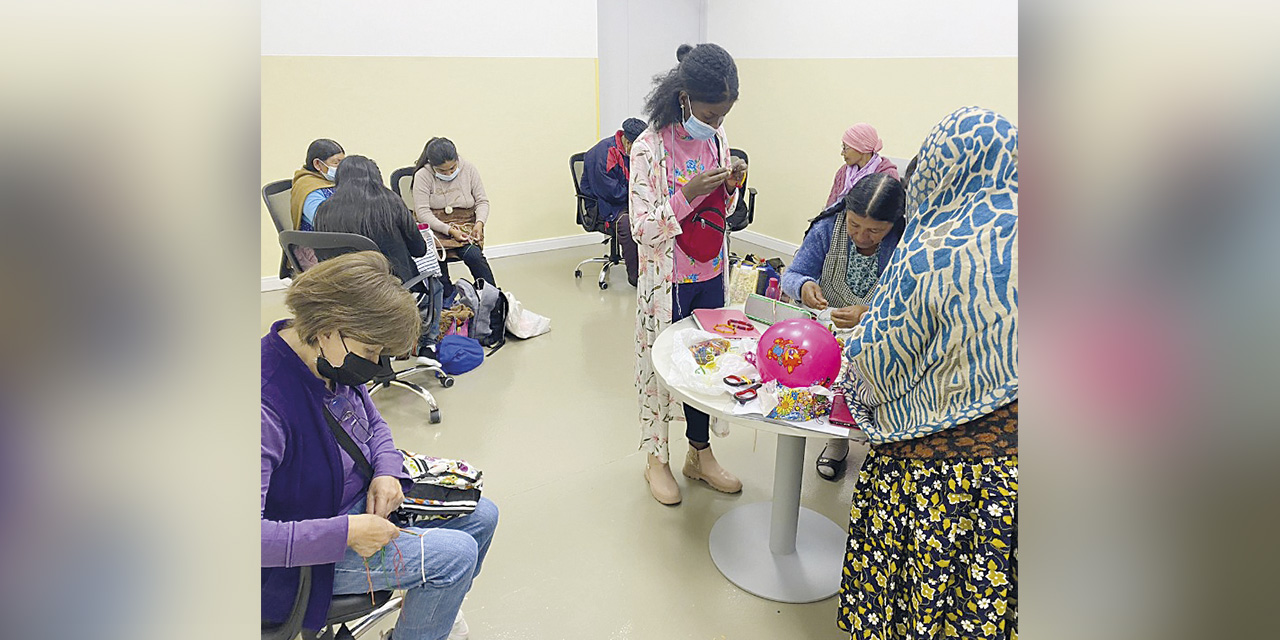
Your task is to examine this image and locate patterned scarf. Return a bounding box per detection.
[843,107,1018,443]
[817,210,874,307]
[605,130,630,180]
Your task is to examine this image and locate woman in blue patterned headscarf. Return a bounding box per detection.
[835,106,1018,640]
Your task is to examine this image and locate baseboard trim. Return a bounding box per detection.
[262,276,289,292]
[484,233,604,259]
[261,234,607,291]
[731,230,800,258]
[261,232,794,291]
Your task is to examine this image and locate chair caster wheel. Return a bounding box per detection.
[574,270,582,278]
[440,376,455,388]
[600,281,608,290]
[429,409,441,424]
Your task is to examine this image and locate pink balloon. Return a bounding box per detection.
[756,318,842,388]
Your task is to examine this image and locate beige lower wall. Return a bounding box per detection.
[261,55,1015,278]
[725,57,1018,247]
[260,56,598,278]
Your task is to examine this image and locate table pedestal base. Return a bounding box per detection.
[708,501,846,603]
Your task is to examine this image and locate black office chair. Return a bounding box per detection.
[389,166,416,202]
[262,565,403,640]
[262,566,311,640]
[307,590,401,640]
[569,152,623,290]
[263,179,297,280]
[727,148,757,233]
[279,230,453,424]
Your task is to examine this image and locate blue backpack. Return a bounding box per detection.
[436,335,484,374]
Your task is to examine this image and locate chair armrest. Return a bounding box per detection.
[576,194,599,228]
[402,272,432,291]
[262,566,310,640]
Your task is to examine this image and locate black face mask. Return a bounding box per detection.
[316,336,391,387]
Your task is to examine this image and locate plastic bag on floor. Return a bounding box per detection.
[503,291,551,339]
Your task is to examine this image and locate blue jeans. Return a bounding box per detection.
[332,497,499,640]
[671,274,725,443]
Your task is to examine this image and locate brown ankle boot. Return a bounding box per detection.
[644,454,682,505]
[682,444,743,493]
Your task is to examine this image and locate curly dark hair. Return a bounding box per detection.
[643,43,739,130]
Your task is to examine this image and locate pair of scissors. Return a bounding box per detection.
[723,375,762,403]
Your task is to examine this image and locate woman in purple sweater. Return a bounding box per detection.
[261,251,497,640]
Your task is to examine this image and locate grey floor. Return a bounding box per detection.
[260,238,867,640]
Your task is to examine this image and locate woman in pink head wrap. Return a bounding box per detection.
[824,123,899,207]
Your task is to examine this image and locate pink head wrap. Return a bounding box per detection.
[842,123,883,154]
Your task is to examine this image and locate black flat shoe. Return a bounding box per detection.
[816,446,848,481]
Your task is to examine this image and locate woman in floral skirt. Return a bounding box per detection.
[836,106,1019,639]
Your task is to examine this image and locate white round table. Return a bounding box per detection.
[651,316,848,604]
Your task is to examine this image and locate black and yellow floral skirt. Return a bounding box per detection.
[838,403,1018,639]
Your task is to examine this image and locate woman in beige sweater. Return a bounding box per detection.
[411,137,496,298]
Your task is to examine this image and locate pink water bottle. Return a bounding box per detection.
[764,277,780,300]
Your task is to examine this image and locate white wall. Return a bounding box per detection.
[707,0,1017,58]
[596,0,702,138]
[262,0,597,57]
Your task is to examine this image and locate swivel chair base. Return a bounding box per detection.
[574,255,619,290]
[574,226,623,290]
[368,357,453,425]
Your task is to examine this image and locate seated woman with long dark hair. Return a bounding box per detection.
[314,155,444,354]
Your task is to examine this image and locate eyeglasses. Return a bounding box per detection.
[325,393,373,444]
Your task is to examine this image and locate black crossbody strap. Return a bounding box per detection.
[322,406,373,480]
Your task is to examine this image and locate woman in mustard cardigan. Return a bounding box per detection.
[290,138,345,231]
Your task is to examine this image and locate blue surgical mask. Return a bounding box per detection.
[435,168,458,182]
[321,163,337,182]
[681,97,718,141]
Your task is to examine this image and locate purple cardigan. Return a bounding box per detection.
[260,320,408,629]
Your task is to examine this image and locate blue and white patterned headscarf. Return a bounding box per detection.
[842,106,1018,444]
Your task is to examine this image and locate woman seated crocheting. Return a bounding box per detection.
[410,137,496,300]
[261,251,498,640]
[780,172,906,481]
